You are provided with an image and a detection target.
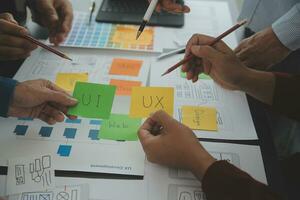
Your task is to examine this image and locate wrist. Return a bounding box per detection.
[188,144,216,180]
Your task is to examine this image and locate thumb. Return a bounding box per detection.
[0,12,18,24]
[191,45,222,62]
[43,90,78,106]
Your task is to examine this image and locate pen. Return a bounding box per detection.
[89,1,96,25]
[161,19,248,76]
[157,47,185,60]
[136,0,159,40]
[22,34,72,61]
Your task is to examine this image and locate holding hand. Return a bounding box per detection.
[29,0,73,45]
[138,110,215,179]
[234,27,291,70]
[150,0,190,13]
[8,79,77,125]
[182,34,251,90]
[0,13,37,61]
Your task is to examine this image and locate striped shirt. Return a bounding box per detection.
[239,0,300,50]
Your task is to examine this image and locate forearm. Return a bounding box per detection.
[239,69,275,105]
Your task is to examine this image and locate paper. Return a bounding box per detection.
[109,58,143,77]
[147,142,267,200]
[181,106,217,131]
[110,79,142,96]
[68,82,116,119]
[6,154,55,195]
[130,87,174,118]
[112,26,153,46]
[99,114,141,141]
[180,71,211,80]
[55,72,88,92]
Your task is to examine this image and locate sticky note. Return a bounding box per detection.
[55,73,88,91]
[68,82,116,119]
[109,58,143,76]
[181,106,217,131]
[99,114,141,141]
[110,79,142,96]
[112,26,153,46]
[130,87,174,118]
[180,71,211,80]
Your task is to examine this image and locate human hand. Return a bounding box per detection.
[0,13,37,60]
[234,27,291,70]
[182,34,251,90]
[149,0,190,13]
[8,79,78,125]
[138,110,215,179]
[29,0,73,45]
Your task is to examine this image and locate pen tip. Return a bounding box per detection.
[161,71,167,76]
[136,31,141,40]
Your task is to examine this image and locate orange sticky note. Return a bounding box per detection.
[112,26,153,46]
[109,58,143,76]
[110,79,142,96]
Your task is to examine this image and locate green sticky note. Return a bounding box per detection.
[99,114,141,141]
[68,82,116,119]
[180,70,211,80]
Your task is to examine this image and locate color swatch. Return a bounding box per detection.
[60,12,154,51]
[181,106,217,131]
[130,87,174,118]
[68,82,116,119]
[99,114,141,141]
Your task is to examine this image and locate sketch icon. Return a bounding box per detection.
[179,191,192,200]
[29,155,52,187]
[15,165,25,185]
[56,191,69,200]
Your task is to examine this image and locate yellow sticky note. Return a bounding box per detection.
[109,58,143,76]
[130,87,174,118]
[55,73,88,92]
[110,79,142,96]
[112,26,153,46]
[182,106,218,131]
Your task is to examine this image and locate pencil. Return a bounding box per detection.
[22,34,72,61]
[161,19,247,76]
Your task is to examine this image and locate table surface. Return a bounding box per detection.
[3,0,288,199]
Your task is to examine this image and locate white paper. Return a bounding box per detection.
[0,48,151,176]
[6,155,55,195]
[8,184,89,200]
[146,142,267,200]
[150,54,258,140]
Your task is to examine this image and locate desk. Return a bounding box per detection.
[0,0,287,199]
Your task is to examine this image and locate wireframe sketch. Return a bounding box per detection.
[15,165,25,185]
[21,192,53,200]
[29,155,52,187]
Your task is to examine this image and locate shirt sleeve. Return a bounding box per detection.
[272,3,300,51]
[272,73,300,121]
[202,161,281,200]
[0,77,18,117]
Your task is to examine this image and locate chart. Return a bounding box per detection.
[58,12,155,52]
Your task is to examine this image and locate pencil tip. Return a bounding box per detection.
[161,71,167,76]
[136,31,141,40]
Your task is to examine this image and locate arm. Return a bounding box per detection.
[138,111,281,200]
[272,3,300,51]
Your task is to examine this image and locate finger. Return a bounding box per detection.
[138,118,156,143]
[149,110,175,131]
[46,80,72,96]
[38,112,56,125]
[0,13,18,24]
[49,102,68,115]
[202,59,212,75]
[192,66,203,83]
[161,0,190,13]
[42,105,65,122]
[0,19,28,36]
[190,45,223,61]
[0,34,38,50]
[37,0,59,26]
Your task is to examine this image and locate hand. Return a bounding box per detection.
[8,79,78,125]
[29,0,73,45]
[234,27,291,70]
[0,13,37,60]
[149,0,190,13]
[182,34,251,90]
[138,110,215,179]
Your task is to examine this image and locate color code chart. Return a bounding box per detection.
[60,11,155,51]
